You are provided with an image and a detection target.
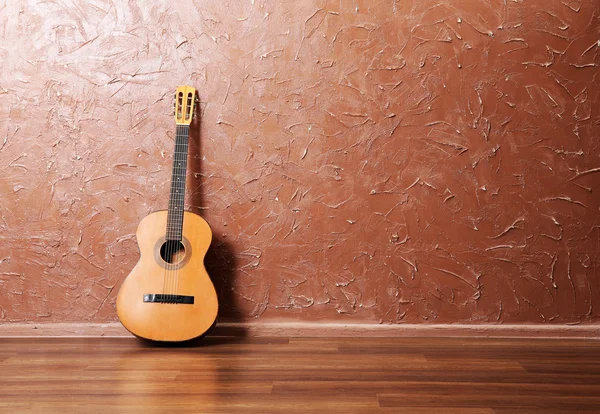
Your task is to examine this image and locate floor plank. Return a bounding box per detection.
[0,337,598,413]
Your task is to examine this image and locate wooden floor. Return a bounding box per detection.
[0,337,599,413]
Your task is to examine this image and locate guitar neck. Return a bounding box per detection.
[166,124,190,241]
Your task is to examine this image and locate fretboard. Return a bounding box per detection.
[166,124,190,241]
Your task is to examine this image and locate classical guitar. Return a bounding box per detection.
[117,85,218,342]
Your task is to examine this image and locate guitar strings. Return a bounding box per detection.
[171,123,179,302]
[175,126,184,303]
[165,124,189,303]
[175,124,185,302]
[176,124,190,303]
[170,124,183,302]
[173,114,181,302]
[162,112,190,304]
[164,124,181,302]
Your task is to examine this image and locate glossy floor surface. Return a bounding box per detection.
[0,336,599,413]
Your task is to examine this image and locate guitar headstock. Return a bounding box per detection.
[173,85,197,125]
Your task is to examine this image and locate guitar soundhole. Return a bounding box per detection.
[159,240,186,264]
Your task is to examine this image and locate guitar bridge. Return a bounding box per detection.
[143,294,194,304]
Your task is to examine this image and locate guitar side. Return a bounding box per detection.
[116,210,218,342]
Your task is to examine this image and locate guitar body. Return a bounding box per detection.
[117,211,218,342]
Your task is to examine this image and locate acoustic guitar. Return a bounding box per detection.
[116,85,218,342]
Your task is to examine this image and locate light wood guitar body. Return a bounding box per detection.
[117,210,218,342]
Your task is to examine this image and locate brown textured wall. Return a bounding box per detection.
[0,0,599,325]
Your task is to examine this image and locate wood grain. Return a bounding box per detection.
[1,322,599,338]
[0,337,599,413]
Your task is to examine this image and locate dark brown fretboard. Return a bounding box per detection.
[165,124,190,241]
